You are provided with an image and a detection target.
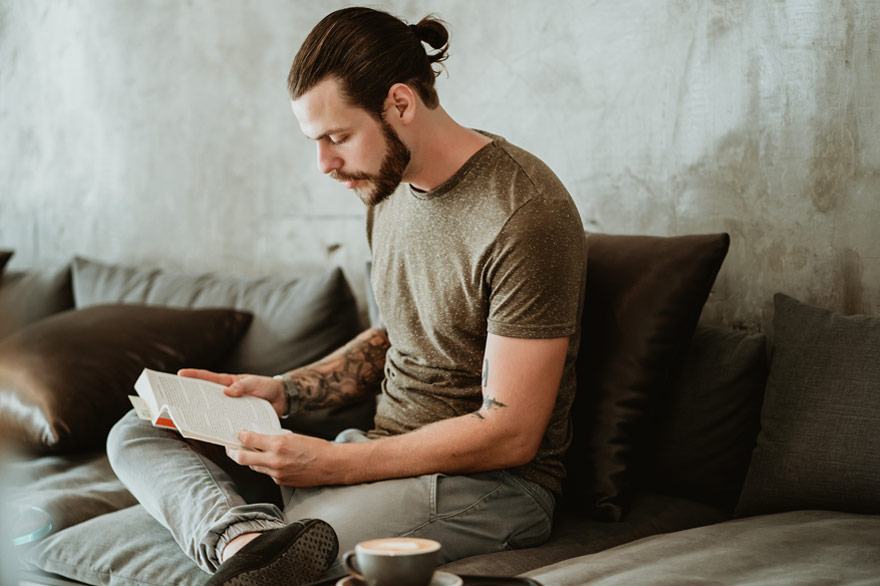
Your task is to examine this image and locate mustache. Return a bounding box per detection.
[329,170,371,182]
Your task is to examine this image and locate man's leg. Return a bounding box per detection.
[282,430,555,577]
[107,410,335,576]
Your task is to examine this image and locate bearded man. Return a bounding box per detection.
[107,7,586,586]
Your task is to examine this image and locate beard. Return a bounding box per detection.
[329,119,411,207]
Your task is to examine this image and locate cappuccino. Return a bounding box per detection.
[343,537,442,586]
[358,538,441,554]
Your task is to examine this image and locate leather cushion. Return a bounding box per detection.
[0,304,251,452]
[0,264,75,339]
[0,250,12,273]
[565,232,730,521]
[645,324,767,511]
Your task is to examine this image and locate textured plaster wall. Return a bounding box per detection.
[1,0,879,329]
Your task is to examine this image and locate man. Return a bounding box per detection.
[107,7,586,586]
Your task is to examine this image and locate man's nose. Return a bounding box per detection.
[317,142,341,175]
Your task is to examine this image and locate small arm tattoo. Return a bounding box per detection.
[472,395,507,420]
[483,396,507,410]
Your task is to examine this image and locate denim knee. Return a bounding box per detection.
[106,409,148,469]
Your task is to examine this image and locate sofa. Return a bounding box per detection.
[1,232,878,586]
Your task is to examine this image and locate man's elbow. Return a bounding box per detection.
[502,431,543,468]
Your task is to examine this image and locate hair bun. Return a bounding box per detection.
[412,16,449,64]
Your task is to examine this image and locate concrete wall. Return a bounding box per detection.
[2,0,878,330]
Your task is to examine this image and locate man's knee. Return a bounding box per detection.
[106,409,149,467]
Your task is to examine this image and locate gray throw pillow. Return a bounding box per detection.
[72,257,361,376]
[736,293,880,516]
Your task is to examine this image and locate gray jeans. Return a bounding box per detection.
[107,411,555,577]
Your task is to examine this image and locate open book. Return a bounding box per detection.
[129,368,290,449]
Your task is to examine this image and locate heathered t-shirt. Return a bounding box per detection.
[365,133,587,495]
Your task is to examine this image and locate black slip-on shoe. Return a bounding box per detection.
[204,519,339,586]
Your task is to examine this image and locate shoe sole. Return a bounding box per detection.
[223,520,338,586]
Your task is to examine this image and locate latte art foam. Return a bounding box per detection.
[358,538,441,555]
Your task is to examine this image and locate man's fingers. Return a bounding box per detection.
[178,369,243,396]
[228,431,298,486]
[224,433,271,466]
[238,430,274,452]
[224,380,247,397]
[226,442,264,467]
[226,447,242,464]
[178,368,234,386]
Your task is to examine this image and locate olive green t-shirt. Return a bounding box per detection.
[365,133,587,495]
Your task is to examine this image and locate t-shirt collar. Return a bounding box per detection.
[408,131,501,200]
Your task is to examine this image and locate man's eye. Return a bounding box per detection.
[330,136,347,145]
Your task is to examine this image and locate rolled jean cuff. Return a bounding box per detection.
[214,516,287,567]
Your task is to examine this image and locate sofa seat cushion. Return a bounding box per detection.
[4,451,136,536]
[18,489,726,586]
[440,492,729,577]
[524,510,880,586]
[22,504,208,586]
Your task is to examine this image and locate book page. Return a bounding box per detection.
[136,368,285,448]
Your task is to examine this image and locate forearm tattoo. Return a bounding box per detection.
[289,328,390,410]
[473,359,507,419]
[472,395,508,420]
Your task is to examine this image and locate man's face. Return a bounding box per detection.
[291,78,410,206]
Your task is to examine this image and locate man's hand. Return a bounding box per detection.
[226,430,339,487]
[178,369,287,417]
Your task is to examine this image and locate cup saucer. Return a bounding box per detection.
[431,572,464,586]
[336,570,463,586]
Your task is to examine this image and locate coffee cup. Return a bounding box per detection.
[342,537,441,586]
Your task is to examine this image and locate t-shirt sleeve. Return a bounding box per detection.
[486,197,587,339]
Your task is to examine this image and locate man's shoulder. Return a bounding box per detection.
[479,131,541,167]
[479,132,570,202]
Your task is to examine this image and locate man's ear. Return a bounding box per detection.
[384,83,417,125]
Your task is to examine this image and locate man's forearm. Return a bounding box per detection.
[235,400,539,488]
[327,408,533,485]
[284,327,389,412]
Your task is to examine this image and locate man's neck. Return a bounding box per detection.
[403,107,492,193]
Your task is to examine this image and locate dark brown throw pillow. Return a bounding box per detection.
[645,324,768,511]
[0,304,252,453]
[0,265,75,339]
[0,250,12,273]
[564,232,730,521]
